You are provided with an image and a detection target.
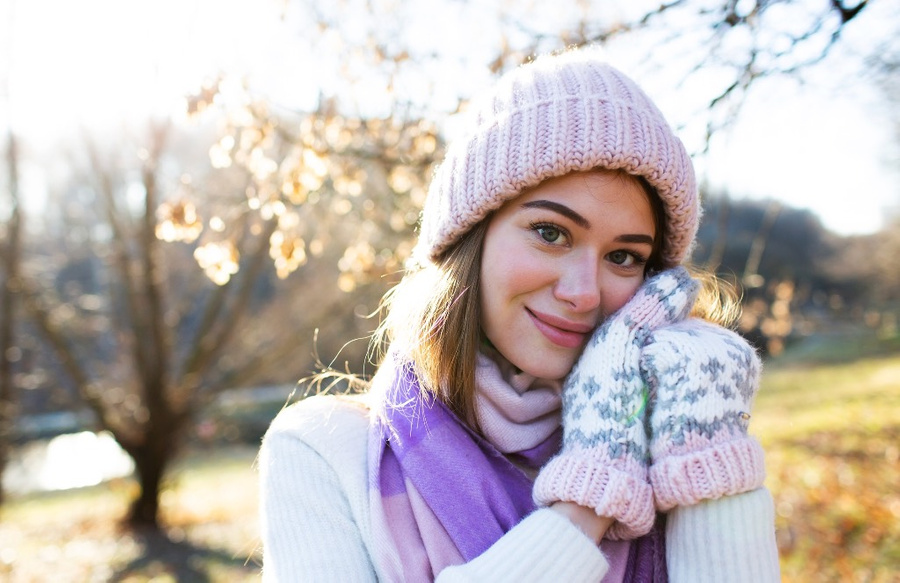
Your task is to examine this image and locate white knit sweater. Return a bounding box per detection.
[258,395,780,582]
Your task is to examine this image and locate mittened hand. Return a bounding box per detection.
[642,319,767,511]
[533,267,700,539]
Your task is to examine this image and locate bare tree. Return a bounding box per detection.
[17,121,341,529]
[0,0,22,509]
[0,129,22,508]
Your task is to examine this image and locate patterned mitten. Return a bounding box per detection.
[642,319,767,511]
[533,267,699,539]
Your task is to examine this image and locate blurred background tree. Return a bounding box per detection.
[15,123,281,528]
[0,130,22,509]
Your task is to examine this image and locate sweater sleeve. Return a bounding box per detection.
[665,487,781,582]
[258,399,379,582]
[436,509,609,582]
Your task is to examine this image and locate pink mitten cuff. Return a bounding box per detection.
[650,435,766,511]
[533,448,655,539]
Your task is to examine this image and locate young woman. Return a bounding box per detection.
[259,48,781,582]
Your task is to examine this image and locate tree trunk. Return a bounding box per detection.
[128,446,166,529]
[126,416,185,530]
[0,131,22,508]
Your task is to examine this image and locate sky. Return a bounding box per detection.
[702,77,898,234]
[2,0,898,236]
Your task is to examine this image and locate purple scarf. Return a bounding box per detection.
[367,355,667,581]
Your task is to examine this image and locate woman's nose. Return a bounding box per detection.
[553,257,601,312]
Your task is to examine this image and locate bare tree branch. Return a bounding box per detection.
[138,124,172,403]
[833,0,868,23]
[19,279,144,447]
[181,217,279,401]
[89,145,154,392]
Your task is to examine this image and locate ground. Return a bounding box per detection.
[0,446,261,582]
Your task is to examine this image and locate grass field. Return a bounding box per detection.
[754,351,900,581]
[1,333,898,581]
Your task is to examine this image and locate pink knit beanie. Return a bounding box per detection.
[414,48,699,268]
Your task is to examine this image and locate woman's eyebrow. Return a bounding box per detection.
[616,233,655,246]
[520,200,590,229]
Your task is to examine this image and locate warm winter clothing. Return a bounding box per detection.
[259,389,781,581]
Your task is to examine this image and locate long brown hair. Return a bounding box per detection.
[371,221,488,421]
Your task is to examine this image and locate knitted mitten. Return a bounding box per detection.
[533,267,699,539]
[642,319,767,511]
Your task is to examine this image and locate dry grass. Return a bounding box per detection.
[755,354,900,581]
[0,445,261,582]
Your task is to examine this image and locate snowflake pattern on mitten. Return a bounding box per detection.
[642,319,767,510]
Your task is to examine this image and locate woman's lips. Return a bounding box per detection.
[526,308,593,349]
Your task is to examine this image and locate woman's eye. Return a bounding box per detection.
[608,250,640,266]
[534,224,565,244]
[538,226,561,243]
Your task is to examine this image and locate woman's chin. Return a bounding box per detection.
[515,355,577,382]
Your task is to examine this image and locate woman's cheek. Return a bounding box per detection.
[603,277,645,315]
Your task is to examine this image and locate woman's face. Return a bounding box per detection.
[479,170,656,381]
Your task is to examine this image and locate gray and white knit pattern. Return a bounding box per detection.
[562,268,699,459]
[642,319,768,510]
